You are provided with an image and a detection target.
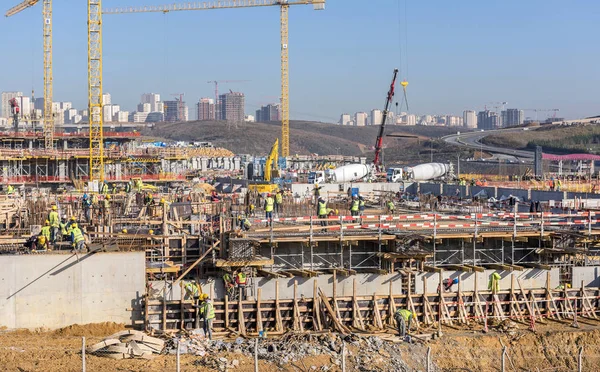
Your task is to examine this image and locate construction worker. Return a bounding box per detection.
[313,183,322,204]
[394,308,415,338]
[358,196,366,216]
[317,197,328,227]
[70,223,86,252]
[274,190,283,216]
[36,234,49,251]
[198,293,215,340]
[264,193,274,227]
[6,184,14,195]
[160,197,170,215]
[121,228,128,234]
[82,194,92,223]
[48,205,60,244]
[148,229,154,235]
[349,195,360,216]
[223,272,236,299]
[125,179,132,193]
[59,217,68,242]
[236,270,248,300]
[248,203,255,217]
[40,220,51,245]
[556,179,562,192]
[238,215,251,231]
[488,272,501,293]
[102,195,111,223]
[386,199,396,214]
[66,216,77,234]
[183,280,200,300]
[101,182,109,195]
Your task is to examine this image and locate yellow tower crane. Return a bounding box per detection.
[88,0,104,182]
[5,0,54,149]
[102,0,326,158]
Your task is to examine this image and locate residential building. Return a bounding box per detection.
[463,110,477,128]
[219,92,245,123]
[146,112,165,122]
[114,111,129,123]
[245,114,255,123]
[1,92,23,118]
[130,112,149,123]
[371,109,383,126]
[339,113,351,126]
[140,93,162,113]
[255,104,280,122]
[477,110,491,130]
[137,103,151,113]
[354,112,367,126]
[164,100,188,122]
[503,108,524,126]
[102,93,111,106]
[65,109,78,124]
[197,98,216,121]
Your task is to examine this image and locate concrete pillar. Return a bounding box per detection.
[494,186,498,198]
[234,157,241,170]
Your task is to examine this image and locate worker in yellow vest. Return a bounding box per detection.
[183,280,200,300]
[6,184,14,195]
[350,195,360,216]
[197,293,215,340]
[40,220,51,246]
[70,223,86,252]
[264,193,274,227]
[48,205,60,244]
[236,271,248,300]
[386,200,396,215]
[317,197,328,226]
[274,190,283,217]
[59,217,68,242]
[394,308,415,338]
[488,272,501,293]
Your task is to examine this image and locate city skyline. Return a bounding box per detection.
[0,1,597,122]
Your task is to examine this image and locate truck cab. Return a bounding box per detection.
[308,171,326,184]
[386,168,403,183]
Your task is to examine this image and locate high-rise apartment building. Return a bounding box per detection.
[197,98,216,121]
[1,92,23,118]
[102,93,111,106]
[137,103,151,113]
[477,110,499,130]
[354,112,368,127]
[255,104,280,122]
[371,109,383,126]
[503,108,524,127]
[218,92,245,123]
[141,93,163,113]
[164,100,188,122]
[463,110,477,128]
[339,113,351,126]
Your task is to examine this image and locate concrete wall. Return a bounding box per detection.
[571,267,600,288]
[0,252,145,330]
[414,268,559,294]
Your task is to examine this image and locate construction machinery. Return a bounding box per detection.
[207,80,251,106]
[5,0,54,149]
[248,139,280,193]
[102,0,326,158]
[373,68,399,171]
[8,98,20,131]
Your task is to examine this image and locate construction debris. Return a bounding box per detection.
[86,330,165,359]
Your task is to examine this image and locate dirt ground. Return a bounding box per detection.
[1,320,600,371]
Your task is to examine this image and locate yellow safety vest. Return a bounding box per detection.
[275,193,283,204]
[48,211,60,227]
[387,201,395,211]
[201,301,215,319]
[396,309,413,321]
[237,272,247,285]
[351,200,359,212]
[242,218,251,228]
[41,226,51,240]
[318,201,327,216]
[60,222,67,235]
[265,197,274,212]
[71,227,85,243]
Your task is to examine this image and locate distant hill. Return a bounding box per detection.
[144,120,469,163]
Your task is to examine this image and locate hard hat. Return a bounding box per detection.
[148,229,154,235]
[106,195,111,199]
[83,193,88,199]
[238,215,242,221]
[70,216,76,221]
[160,198,165,203]
[122,229,127,233]
[201,293,209,300]
[71,223,78,229]
[352,195,357,199]
[51,205,57,210]
[44,220,50,225]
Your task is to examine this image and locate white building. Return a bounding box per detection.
[65,108,78,123]
[102,93,111,106]
[400,114,417,126]
[18,96,31,118]
[141,93,162,113]
[339,113,351,126]
[137,103,151,113]
[1,91,23,118]
[114,111,129,123]
[354,112,367,127]
[370,109,382,126]
[130,112,149,123]
[463,110,477,128]
[245,114,255,123]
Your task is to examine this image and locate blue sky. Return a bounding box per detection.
[1,0,598,121]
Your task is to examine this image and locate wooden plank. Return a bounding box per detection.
[313,279,322,331]
[257,269,289,278]
[275,280,283,332]
[256,288,263,333]
[318,288,349,335]
[423,265,443,273]
[463,265,485,273]
[353,279,365,331]
[237,294,246,336]
[372,293,383,330]
[388,281,396,326]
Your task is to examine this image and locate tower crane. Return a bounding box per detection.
[102,0,326,158]
[5,0,54,149]
[523,108,560,121]
[207,80,250,105]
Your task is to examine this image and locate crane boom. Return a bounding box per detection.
[5,0,38,17]
[373,68,398,167]
[102,0,325,158]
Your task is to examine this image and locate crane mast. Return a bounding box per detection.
[373,68,398,168]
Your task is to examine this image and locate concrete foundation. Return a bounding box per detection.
[0,252,145,330]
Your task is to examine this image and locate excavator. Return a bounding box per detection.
[248,139,280,193]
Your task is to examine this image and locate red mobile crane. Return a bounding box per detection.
[373,68,399,170]
[8,97,20,130]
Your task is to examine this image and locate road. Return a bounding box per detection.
[443,128,534,162]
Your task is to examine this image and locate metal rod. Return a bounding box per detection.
[82,337,86,372]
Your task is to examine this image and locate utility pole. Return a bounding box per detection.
[457,154,460,178]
